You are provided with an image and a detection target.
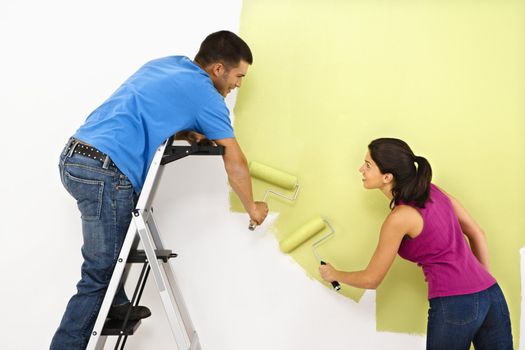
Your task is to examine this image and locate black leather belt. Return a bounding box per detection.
[67,138,116,168]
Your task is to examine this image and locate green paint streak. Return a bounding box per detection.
[234,0,525,340]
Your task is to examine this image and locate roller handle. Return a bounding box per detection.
[320,261,341,291]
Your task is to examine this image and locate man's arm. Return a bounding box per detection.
[175,130,215,146]
[213,137,268,226]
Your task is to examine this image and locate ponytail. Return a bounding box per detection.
[402,155,432,208]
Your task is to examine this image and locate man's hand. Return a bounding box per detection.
[248,201,269,227]
[175,130,216,146]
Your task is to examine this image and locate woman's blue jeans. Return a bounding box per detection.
[427,283,513,350]
[50,142,138,350]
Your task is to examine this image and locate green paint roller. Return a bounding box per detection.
[280,216,341,291]
[248,161,300,230]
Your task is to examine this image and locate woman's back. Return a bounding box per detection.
[398,184,496,299]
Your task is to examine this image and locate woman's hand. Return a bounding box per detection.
[319,262,340,283]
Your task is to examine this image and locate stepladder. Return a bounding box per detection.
[86,136,224,350]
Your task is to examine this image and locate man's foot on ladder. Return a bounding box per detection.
[108,303,152,321]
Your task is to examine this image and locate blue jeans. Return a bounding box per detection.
[50,140,138,350]
[427,283,513,350]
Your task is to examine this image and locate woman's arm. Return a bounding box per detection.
[319,206,421,289]
[439,187,491,271]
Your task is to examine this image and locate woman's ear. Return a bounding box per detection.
[383,173,394,184]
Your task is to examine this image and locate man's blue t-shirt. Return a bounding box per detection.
[74,56,234,192]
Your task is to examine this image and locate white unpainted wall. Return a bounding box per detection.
[0,1,522,349]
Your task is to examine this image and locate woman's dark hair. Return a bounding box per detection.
[194,30,253,69]
[368,138,432,209]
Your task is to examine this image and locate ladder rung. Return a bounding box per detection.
[101,319,142,336]
[127,249,177,263]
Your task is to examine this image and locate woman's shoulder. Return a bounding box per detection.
[387,204,423,227]
[388,205,425,238]
[391,204,421,217]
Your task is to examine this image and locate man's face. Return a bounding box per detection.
[213,60,249,97]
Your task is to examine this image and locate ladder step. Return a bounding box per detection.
[128,249,177,263]
[101,319,142,336]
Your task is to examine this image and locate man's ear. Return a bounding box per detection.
[210,62,225,77]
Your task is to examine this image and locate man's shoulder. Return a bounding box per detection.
[141,55,191,71]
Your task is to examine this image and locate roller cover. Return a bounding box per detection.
[279,216,326,253]
[249,161,297,190]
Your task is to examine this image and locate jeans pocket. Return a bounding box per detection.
[64,170,104,221]
[442,293,479,325]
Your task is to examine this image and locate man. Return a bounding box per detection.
[51,30,268,350]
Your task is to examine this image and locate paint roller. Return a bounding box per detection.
[248,161,300,230]
[280,216,341,291]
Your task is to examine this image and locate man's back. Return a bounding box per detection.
[74,55,233,191]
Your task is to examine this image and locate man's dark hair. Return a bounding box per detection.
[195,30,253,68]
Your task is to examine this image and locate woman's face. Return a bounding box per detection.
[359,151,391,190]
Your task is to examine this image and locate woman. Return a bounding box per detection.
[319,138,513,350]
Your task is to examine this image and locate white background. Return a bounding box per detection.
[1,1,522,349]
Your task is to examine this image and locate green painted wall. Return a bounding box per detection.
[231,0,525,340]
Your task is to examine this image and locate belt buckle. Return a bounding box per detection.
[66,138,79,157]
[102,154,111,169]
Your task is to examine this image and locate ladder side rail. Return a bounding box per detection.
[164,259,200,345]
[136,141,169,212]
[133,210,191,349]
[146,210,199,340]
[95,336,108,350]
[119,234,141,289]
[146,209,164,250]
[86,226,139,350]
[141,138,201,345]
[190,332,202,350]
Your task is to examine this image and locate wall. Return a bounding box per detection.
[0,1,522,349]
[233,0,525,339]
